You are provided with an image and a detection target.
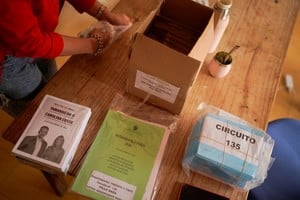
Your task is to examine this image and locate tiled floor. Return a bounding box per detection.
[0,3,299,200]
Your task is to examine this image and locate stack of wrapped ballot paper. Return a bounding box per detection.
[182,112,274,190]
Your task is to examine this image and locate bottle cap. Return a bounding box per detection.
[216,0,232,10]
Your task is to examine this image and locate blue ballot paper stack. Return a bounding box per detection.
[182,112,274,190]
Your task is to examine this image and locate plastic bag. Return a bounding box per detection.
[71,93,179,200]
[109,93,179,133]
[182,103,275,190]
[78,20,132,53]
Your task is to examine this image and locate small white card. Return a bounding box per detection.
[86,170,136,200]
[134,70,180,104]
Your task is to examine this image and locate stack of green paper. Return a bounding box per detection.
[72,109,170,200]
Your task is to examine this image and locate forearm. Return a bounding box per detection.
[86,0,105,19]
[86,1,131,25]
[59,35,97,56]
[59,1,131,56]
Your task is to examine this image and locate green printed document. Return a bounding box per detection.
[72,109,170,200]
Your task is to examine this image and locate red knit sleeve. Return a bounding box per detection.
[0,0,63,59]
[67,0,96,13]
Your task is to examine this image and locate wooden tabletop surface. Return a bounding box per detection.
[3,0,300,199]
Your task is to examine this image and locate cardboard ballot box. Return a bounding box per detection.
[127,0,214,114]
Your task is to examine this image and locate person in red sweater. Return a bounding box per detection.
[0,0,131,116]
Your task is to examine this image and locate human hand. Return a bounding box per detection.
[78,20,132,55]
[104,12,132,26]
[89,22,114,49]
[89,22,113,55]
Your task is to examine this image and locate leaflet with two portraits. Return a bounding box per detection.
[12,94,91,173]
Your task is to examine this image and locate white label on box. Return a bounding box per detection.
[199,115,264,166]
[86,170,136,200]
[134,70,180,104]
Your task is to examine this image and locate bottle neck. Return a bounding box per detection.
[221,8,230,20]
[214,0,231,20]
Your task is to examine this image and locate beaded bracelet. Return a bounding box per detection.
[91,34,104,56]
[96,5,106,20]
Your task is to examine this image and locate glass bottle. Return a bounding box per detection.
[208,0,232,53]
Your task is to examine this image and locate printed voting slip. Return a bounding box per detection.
[12,94,91,173]
[71,109,170,200]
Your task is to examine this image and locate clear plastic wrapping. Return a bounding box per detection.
[78,20,132,54]
[71,93,179,200]
[182,103,275,190]
[109,93,179,133]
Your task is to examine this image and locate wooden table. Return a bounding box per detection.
[3,0,300,199]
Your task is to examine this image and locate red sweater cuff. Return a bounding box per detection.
[48,32,64,58]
